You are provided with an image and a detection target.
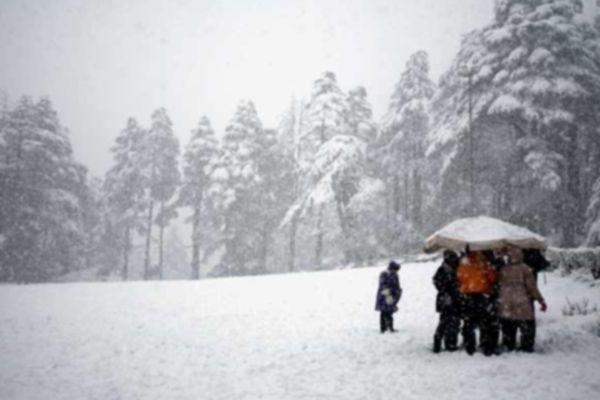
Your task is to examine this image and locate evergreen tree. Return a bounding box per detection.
[298,72,349,166]
[0,97,87,282]
[179,116,219,279]
[87,176,122,277]
[104,117,147,280]
[346,86,377,144]
[276,100,304,271]
[283,72,383,267]
[211,100,266,276]
[297,72,349,268]
[140,108,180,279]
[429,0,600,245]
[379,51,435,245]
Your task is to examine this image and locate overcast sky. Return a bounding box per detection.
[0,0,598,176]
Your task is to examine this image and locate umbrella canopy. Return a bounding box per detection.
[424,215,547,253]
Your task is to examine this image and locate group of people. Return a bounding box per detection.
[375,246,549,355]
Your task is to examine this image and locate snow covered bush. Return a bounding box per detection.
[562,297,599,317]
[547,247,600,279]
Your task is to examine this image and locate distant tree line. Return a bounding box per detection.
[1,0,600,282]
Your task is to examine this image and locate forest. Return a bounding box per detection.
[1,0,600,282]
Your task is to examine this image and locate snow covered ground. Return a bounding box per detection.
[1,262,599,400]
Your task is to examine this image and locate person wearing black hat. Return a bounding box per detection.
[432,250,460,352]
[375,261,402,333]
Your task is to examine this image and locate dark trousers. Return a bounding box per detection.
[501,319,536,352]
[461,294,496,355]
[488,316,500,352]
[434,311,460,350]
[380,312,394,333]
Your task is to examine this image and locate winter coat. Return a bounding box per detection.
[498,261,545,321]
[433,262,459,313]
[375,270,402,313]
[457,252,497,295]
[523,249,550,282]
[523,249,550,273]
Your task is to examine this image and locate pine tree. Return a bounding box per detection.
[140,108,180,279]
[0,97,87,282]
[104,117,146,280]
[379,51,434,243]
[281,72,386,266]
[211,100,266,276]
[346,86,377,144]
[298,72,349,268]
[276,100,304,271]
[430,0,600,244]
[86,176,122,277]
[179,116,219,279]
[298,72,349,166]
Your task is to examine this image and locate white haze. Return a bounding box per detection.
[0,0,597,176]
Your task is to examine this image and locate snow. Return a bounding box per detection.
[553,78,586,96]
[548,247,600,276]
[528,47,555,65]
[488,94,522,114]
[507,46,528,65]
[425,215,547,252]
[485,26,512,44]
[492,69,510,85]
[1,262,599,400]
[285,134,366,219]
[524,151,563,191]
[530,77,553,94]
[210,166,229,181]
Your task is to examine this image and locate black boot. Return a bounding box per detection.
[433,335,441,353]
[388,318,396,333]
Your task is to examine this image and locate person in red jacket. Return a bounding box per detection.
[457,248,497,355]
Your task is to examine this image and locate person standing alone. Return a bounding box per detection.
[375,261,402,333]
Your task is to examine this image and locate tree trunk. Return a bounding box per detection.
[314,206,324,269]
[412,169,422,233]
[563,125,581,247]
[392,175,400,216]
[143,199,154,280]
[224,212,233,277]
[335,200,351,264]
[122,225,130,280]
[403,171,410,217]
[259,224,269,273]
[288,214,298,272]
[191,204,201,280]
[158,200,165,280]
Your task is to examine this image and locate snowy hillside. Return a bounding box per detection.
[1,262,599,400]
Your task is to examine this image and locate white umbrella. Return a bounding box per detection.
[424,215,547,253]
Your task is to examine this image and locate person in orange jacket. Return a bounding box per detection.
[457,248,497,355]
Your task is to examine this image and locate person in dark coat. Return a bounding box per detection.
[482,250,505,355]
[433,250,460,352]
[523,248,550,282]
[375,261,402,333]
